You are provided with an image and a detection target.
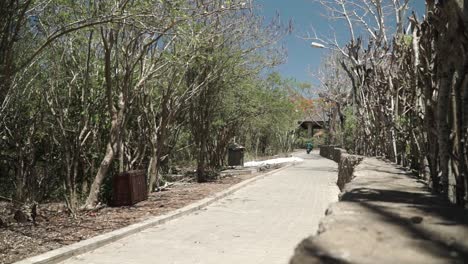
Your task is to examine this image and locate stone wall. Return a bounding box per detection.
[319,145,363,190]
[290,157,468,263]
[318,145,333,159]
[336,153,362,191]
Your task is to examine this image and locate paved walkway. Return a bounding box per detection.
[291,156,468,264]
[63,151,339,264]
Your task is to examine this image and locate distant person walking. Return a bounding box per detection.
[306,142,313,154]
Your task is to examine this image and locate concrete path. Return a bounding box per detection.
[291,156,468,264]
[62,151,339,264]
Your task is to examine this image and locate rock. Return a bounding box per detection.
[337,154,363,191]
[410,216,423,224]
[317,223,327,234]
[31,203,37,224]
[14,209,29,223]
[12,203,37,223]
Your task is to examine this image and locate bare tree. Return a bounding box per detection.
[310,0,468,206]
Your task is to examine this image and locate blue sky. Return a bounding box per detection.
[257,0,426,85]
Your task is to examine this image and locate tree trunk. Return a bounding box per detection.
[84,141,116,208]
[83,28,124,209]
[453,69,467,206]
[147,151,158,193]
[83,110,123,209]
[148,94,171,193]
[14,146,33,203]
[64,150,77,211]
[463,72,468,207]
[197,130,207,183]
[14,160,27,203]
[437,66,454,195]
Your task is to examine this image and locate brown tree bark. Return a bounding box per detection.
[436,66,453,195]
[463,73,468,206]
[83,29,124,209]
[84,114,123,209]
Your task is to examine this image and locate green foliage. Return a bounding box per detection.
[342,107,357,152]
[0,0,293,204]
[99,167,115,206]
[398,34,413,47]
[239,73,300,157]
[295,135,312,149]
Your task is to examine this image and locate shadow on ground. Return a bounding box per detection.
[290,158,468,264]
[341,188,468,260]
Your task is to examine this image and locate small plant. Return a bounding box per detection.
[342,107,357,152]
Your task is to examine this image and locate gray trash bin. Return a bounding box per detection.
[228,143,245,166]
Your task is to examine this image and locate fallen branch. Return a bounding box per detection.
[0,195,13,202]
[155,182,175,192]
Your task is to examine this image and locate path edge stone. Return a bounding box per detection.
[14,162,298,264]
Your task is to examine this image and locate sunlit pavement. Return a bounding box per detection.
[63,150,339,264]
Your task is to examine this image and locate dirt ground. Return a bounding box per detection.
[0,173,259,264]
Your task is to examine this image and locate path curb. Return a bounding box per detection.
[15,162,298,264]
